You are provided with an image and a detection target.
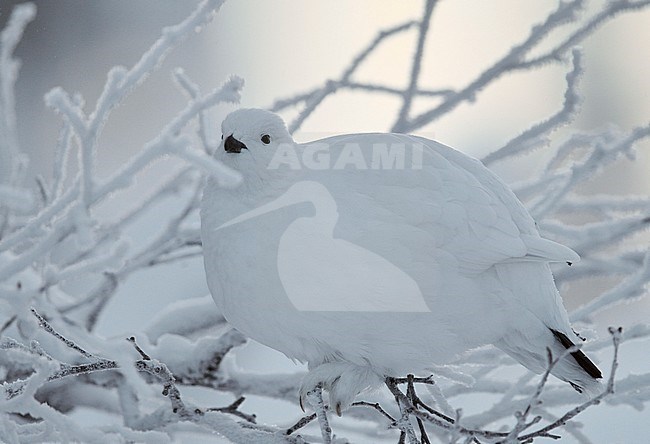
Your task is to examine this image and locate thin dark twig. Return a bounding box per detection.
[30,307,94,359]
[393,0,438,132]
[0,314,16,334]
[407,374,432,444]
[404,375,482,443]
[393,375,436,385]
[285,412,317,435]
[416,416,431,444]
[47,359,118,381]
[404,375,456,424]
[126,336,151,360]
[386,377,510,440]
[387,376,421,443]
[518,327,623,442]
[503,346,573,441]
[207,396,257,423]
[351,401,397,424]
[3,315,119,399]
[128,337,197,418]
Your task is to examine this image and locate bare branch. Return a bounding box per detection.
[483,49,584,165]
[392,0,438,132]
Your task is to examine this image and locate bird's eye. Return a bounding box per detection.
[261,134,271,145]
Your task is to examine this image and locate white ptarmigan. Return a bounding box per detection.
[201,108,601,414]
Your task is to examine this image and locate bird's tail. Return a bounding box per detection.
[496,327,602,397]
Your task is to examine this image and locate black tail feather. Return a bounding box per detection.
[551,329,602,379]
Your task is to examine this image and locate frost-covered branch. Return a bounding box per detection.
[392,0,438,132]
[1,311,286,442]
[483,49,584,166]
[0,3,36,238]
[270,19,419,133]
[402,0,648,133]
[2,0,650,442]
[0,2,256,441]
[378,329,623,443]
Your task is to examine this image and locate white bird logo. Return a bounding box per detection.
[218,180,431,312]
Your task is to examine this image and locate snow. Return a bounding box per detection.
[1,0,649,442]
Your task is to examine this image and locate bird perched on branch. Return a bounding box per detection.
[201,108,601,420]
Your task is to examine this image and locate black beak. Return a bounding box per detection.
[224,135,247,153]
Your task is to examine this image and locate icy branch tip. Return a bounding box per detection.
[127,336,151,360]
[16,2,37,18]
[43,87,70,110]
[608,326,623,340]
[3,3,36,33]
[222,75,245,103]
[29,306,45,325]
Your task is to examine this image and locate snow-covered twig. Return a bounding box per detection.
[2,0,649,442]
[0,3,35,197]
[376,328,623,443]
[1,311,283,442]
[518,327,623,442]
[173,68,216,154]
[392,0,438,133]
[270,20,418,133]
[2,308,118,399]
[483,49,584,166]
[402,0,585,132]
[305,385,333,444]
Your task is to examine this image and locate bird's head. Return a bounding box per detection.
[219,107,293,156]
[215,108,298,198]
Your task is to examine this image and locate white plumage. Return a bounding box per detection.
[201,108,601,413]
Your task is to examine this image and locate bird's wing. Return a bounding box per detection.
[409,134,579,267]
[303,133,577,274]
